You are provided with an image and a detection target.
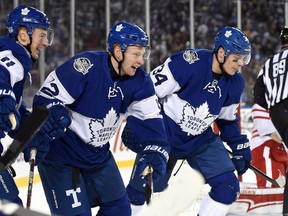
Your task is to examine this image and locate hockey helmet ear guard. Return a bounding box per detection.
[213,26,251,65]
[6,5,54,46]
[107,21,150,59]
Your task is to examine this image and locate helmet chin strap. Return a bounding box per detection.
[215,52,231,77]
[111,52,125,76]
[25,43,37,62]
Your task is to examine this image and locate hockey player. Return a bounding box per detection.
[123,26,252,215]
[24,21,170,216]
[250,103,288,188]
[254,26,288,215]
[0,5,53,207]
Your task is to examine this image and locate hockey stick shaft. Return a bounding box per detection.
[227,149,285,187]
[247,162,285,187]
[143,166,153,205]
[0,106,49,170]
[26,148,37,209]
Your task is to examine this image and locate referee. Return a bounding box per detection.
[254,26,288,216]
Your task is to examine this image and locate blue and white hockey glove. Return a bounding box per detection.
[8,101,31,138]
[23,134,50,166]
[136,143,169,183]
[121,125,144,153]
[40,103,71,141]
[229,135,252,176]
[0,85,20,138]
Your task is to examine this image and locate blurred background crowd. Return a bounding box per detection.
[0,0,286,107]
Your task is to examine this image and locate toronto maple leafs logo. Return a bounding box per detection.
[224,30,232,38]
[88,108,120,146]
[21,7,30,15]
[116,24,124,32]
[179,102,217,136]
[183,50,200,64]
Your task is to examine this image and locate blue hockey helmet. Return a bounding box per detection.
[213,26,251,65]
[6,5,53,45]
[107,21,150,59]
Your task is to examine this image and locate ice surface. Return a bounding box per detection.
[17,167,261,216]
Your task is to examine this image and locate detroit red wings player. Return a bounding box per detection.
[250,103,288,188]
[228,103,287,215]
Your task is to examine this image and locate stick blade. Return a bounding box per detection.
[276,169,286,188]
[0,106,49,170]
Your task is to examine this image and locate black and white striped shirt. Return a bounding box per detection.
[254,48,288,109]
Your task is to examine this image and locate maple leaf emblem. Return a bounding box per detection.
[225,30,232,38]
[102,108,118,126]
[88,108,119,146]
[116,24,124,32]
[179,102,217,136]
[21,7,30,15]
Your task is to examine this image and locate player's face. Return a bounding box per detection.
[223,53,245,76]
[121,46,145,76]
[30,28,50,60]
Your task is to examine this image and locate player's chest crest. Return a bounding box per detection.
[88,107,121,146]
[179,102,217,136]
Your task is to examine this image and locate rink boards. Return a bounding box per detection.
[3,107,253,188]
[2,120,136,188]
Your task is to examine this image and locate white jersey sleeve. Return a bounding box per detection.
[150,58,181,99]
[251,103,277,137]
[35,70,75,104]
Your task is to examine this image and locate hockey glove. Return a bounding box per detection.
[121,125,143,153]
[135,143,169,183]
[23,134,50,166]
[0,86,20,138]
[229,135,252,176]
[8,101,31,138]
[40,103,71,141]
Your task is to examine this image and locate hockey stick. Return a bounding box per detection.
[227,149,285,188]
[142,166,153,205]
[26,148,37,209]
[9,113,17,130]
[0,106,49,170]
[248,162,285,188]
